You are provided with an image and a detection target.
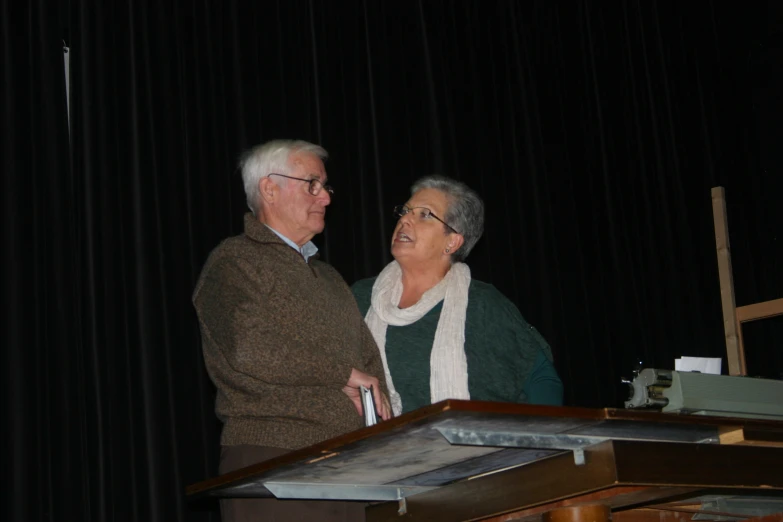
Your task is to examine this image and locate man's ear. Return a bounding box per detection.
[259,176,277,204]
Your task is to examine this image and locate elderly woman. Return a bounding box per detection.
[352,175,563,416]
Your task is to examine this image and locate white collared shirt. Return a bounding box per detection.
[265,225,319,263]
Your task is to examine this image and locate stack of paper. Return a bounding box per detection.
[674,356,722,375]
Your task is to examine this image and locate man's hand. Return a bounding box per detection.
[342,368,392,421]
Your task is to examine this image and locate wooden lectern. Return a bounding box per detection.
[187,401,783,521]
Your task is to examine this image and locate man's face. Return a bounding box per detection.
[271,151,331,246]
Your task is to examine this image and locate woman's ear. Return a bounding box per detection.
[448,234,465,254]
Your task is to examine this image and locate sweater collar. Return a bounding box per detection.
[243,213,321,262]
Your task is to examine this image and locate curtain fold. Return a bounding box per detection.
[2,0,87,519]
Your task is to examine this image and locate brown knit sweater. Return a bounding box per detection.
[193,214,387,450]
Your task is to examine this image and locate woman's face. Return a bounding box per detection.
[391,188,456,267]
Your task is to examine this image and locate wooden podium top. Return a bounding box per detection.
[187,401,783,521]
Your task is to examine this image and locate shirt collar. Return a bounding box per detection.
[264,225,319,262]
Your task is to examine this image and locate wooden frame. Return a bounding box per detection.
[187,400,783,521]
[711,187,783,376]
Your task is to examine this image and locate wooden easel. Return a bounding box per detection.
[711,186,783,376]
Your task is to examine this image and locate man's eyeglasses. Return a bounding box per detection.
[269,173,334,196]
[393,205,460,235]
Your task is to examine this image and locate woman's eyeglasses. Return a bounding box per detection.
[393,205,459,234]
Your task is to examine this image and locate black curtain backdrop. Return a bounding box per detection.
[3,0,782,520]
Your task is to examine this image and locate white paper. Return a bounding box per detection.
[360,385,377,426]
[674,356,722,375]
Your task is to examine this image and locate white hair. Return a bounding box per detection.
[238,139,328,215]
[411,174,485,262]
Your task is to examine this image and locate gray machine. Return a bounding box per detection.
[624,368,783,420]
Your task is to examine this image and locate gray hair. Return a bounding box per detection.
[411,174,484,262]
[238,139,328,215]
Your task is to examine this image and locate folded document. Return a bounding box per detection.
[360,385,378,427]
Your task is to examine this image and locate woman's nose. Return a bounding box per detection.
[398,211,415,226]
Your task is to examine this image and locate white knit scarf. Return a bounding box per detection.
[364,261,471,416]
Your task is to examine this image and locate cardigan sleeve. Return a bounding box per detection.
[473,283,564,406]
[523,350,564,405]
[351,278,374,316]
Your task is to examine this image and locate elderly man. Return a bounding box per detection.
[193,139,390,522]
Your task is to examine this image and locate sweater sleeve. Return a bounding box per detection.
[194,255,354,387]
[351,278,388,396]
[360,321,389,397]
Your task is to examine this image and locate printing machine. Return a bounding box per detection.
[624,368,783,420]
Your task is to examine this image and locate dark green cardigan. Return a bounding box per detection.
[352,277,563,414]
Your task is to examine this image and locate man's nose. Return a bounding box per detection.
[317,189,331,205]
